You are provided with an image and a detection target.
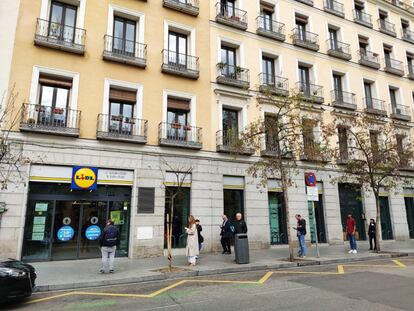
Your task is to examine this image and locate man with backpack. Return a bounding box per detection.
[99,219,120,273]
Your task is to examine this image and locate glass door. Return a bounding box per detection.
[113,17,136,56]
[167,108,188,142]
[49,1,77,43]
[109,201,130,257]
[268,192,287,245]
[109,101,134,135]
[262,57,275,86]
[298,66,310,95]
[380,197,394,240]
[221,46,236,78]
[222,108,239,146]
[168,31,188,69]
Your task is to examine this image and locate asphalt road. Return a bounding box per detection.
[5,257,414,311]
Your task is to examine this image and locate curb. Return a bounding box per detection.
[33,252,408,292]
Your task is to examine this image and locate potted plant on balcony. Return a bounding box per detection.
[183,124,192,131]
[230,15,240,22]
[111,115,123,122]
[124,117,135,125]
[216,62,226,70]
[27,118,36,125]
[53,107,64,114]
[171,123,181,129]
[235,66,243,74]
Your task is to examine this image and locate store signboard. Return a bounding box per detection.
[71,167,98,190]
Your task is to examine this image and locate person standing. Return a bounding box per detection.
[99,219,120,273]
[368,218,377,251]
[195,219,204,251]
[220,214,232,254]
[346,214,358,254]
[234,213,247,234]
[185,215,199,266]
[294,214,307,258]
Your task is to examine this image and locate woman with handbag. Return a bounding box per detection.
[185,215,199,266]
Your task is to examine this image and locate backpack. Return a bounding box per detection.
[103,226,119,246]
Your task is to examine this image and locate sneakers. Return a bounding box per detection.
[109,269,114,273]
[348,250,353,254]
[99,269,105,274]
[352,250,358,254]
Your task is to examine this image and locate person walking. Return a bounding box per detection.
[99,219,120,274]
[195,219,204,252]
[185,215,199,266]
[234,213,247,234]
[346,214,358,254]
[294,214,307,258]
[220,214,232,254]
[368,218,377,251]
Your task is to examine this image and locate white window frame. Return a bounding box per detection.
[259,48,282,77]
[29,65,80,110]
[107,4,145,44]
[164,20,196,56]
[162,89,196,127]
[40,0,86,29]
[103,78,144,121]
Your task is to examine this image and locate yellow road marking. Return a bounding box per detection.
[26,259,410,305]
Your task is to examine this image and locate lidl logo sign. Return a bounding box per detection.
[71,167,98,190]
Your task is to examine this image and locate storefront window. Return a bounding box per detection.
[224,189,244,222]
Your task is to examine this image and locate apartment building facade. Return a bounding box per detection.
[0,0,413,261]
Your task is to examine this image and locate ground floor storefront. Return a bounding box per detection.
[0,137,413,261]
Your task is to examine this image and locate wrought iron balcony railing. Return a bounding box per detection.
[391,104,411,121]
[402,28,414,44]
[103,35,147,68]
[259,73,289,96]
[292,28,319,51]
[324,0,345,17]
[378,19,397,37]
[296,82,324,104]
[216,64,250,88]
[364,97,387,116]
[407,65,414,79]
[353,10,373,28]
[358,50,380,69]
[158,122,202,149]
[326,39,352,60]
[384,57,404,76]
[34,18,86,54]
[161,49,199,79]
[162,0,199,16]
[331,90,357,110]
[256,16,286,41]
[20,103,81,137]
[216,130,254,155]
[97,114,147,143]
[215,2,248,30]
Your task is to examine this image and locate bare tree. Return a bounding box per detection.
[325,113,414,252]
[240,91,330,261]
[159,157,193,271]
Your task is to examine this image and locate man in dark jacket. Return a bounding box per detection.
[294,214,307,258]
[220,215,232,254]
[234,213,247,234]
[99,219,120,273]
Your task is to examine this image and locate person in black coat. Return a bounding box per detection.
[220,214,232,254]
[234,213,247,234]
[196,219,204,251]
[368,219,377,251]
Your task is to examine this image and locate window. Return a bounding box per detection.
[298,65,311,94]
[407,53,414,74]
[328,27,338,48]
[378,10,388,26]
[108,88,136,135]
[261,3,274,31]
[402,19,410,32]
[265,114,278,152]
[302,119,316,152]
[389,88,398,109]
[370,131,379,156]
[37,74,72,127]
[383,44,393,65]
[168,31,188,67]
[295,14,308,40]
[222,108,239,145]
[113,16,136,56]
[338,127,348,161]
[220,0,235,17]
[166,97,190,140]
[333,73,343,99]
[49,1,77,42]
[221,45,237,78]
[354,0,365,18]
[262,56,275,85]
[364,81,373,103]
[358,35,369,54]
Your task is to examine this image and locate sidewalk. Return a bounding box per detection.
[32,240,414,292]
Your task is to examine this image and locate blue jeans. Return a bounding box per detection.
[348,234,357,250]
[298,233,307,256]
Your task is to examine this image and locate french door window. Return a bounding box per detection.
[262,9,273,31]
[38,84,69,127]
[113,16,136,56]
[221,46,237,78]
[222,108,239,145]
[109,101,134,135]
[168,31,188,68]
[167,108,188,141]
[298,66,311,95]
[49,1,77,43]
[262,57,275,86]
[333,74,343,101]
[221,0,235,17]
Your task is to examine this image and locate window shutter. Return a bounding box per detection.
[109,88,137,103]
[39,74,72,88]
[167,97,190,111]
[295,14,308,24]
[137,187,155,214]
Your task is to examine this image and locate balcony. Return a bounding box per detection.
[364,98,387,116]
[331,90,357,110]
[300,142,330,163]
[358,50,380,69]
[103,35,147,68]
[215,3,247,31]
[97,114,147,143]
[384,57,404,76]
[402,29,414,44]
[378,19,397,37]
[256,16,286,42]
[158,122,202,149]
[216,130,254,155]
[20,103,80,137]
[296,82,324,104]
[34,18,86,55]
[162,0,199,16]
[161,50,199,79]
[295,0,314,6]
[353,10,373,28]
[327,39,352,61]
[390,104,411,122]
[407,65,414,80]
[259,73,289,97]
[261,142,293,158]
[324,0,345,18]
[292,28,319,51]
[216,64,250,89]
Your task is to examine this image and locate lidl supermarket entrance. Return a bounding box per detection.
[22,183,131,262]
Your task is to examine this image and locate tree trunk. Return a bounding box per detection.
[281,166,293,261]
[375,194,381,253]
[168,195,176,272]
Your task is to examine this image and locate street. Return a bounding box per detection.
[5,257,414,311]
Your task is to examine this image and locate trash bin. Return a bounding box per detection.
[234,233,249,264]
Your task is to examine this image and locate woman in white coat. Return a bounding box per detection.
[185,215,199,266]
